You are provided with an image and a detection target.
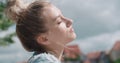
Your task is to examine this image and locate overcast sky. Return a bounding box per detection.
[50,0,120,53]
[51,0,120,39]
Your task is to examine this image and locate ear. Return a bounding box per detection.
[36,35,49,45]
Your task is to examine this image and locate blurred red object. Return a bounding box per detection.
[87,51,101,59]
[112,40,120,51]
[63,45,81,60]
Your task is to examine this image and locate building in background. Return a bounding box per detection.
[109,41,120,63]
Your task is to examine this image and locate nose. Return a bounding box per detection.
[65,18,73,28]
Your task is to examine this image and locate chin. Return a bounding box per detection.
[71,32,76,39]
[67,33,76,43]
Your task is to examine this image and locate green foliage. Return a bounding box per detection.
[0,33,16,46]
[0,1,15,46]
[0,18,13,30]
[0,2,5,12]
[0,2,14,30]
[64,56,81,61]
[114,58,120,63]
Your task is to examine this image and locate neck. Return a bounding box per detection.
[47,42,65,60]
[47,47,64,60]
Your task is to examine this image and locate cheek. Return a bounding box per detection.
[54,28,67,38]
[48,27,67,41]
[57,24,67,35]
[47,22,71,43]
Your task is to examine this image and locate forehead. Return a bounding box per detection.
[42,4,61,22]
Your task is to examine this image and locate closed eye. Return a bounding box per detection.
[56,16,63,25]
[57,21,62,24]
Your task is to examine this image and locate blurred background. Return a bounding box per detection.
[0,0,120,63]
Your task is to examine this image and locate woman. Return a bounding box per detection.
[5,0,76,63]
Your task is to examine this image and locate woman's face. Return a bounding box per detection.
[42,4,76,45]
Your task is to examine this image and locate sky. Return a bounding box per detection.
[51,0,120,39]
[0,0,120,63]
[51,0,120,53]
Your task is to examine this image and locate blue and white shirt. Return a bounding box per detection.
[28,52,61,63]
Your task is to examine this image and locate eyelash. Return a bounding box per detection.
[57,21,62,24]
[57,17,63,24]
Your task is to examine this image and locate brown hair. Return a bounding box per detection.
[5,0,50,52]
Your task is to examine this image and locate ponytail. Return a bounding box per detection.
[5,0,27,22]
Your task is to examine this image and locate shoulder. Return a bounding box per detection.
[28,53,61,63]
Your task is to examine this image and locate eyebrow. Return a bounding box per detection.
[54,15,61,22]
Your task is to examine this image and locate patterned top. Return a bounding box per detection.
[28,52,61,63]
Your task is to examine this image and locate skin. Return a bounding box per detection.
[37,4,76,60]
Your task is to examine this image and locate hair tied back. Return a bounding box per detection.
[5,0,28,23]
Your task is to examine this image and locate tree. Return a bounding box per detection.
[114,58,120,63]
[0,1,15,46]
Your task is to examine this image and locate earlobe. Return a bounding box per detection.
[36,36,49,45]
